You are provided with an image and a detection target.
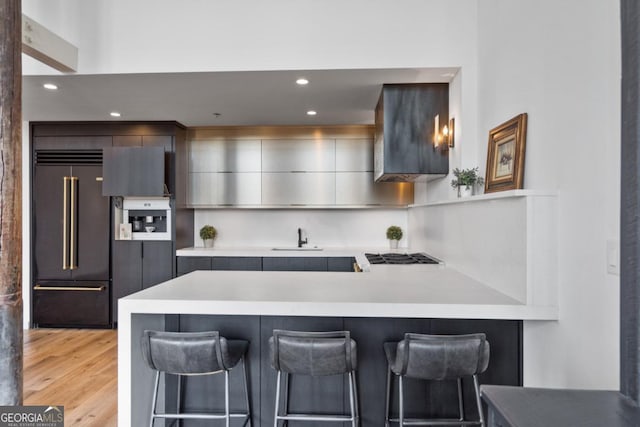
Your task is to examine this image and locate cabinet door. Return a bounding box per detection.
[33,165,72,280]
[262,173,335,205]
[177,257,212,276]
[211,257,262,271]
[102,146,165,196]
[335,172,413,206]
[190,139,261,172]
[327,257,356,272]
[261,139,335,172]
[142,241,174,289]
[335,139,373,172]
[189,172,261,206]
[112,241,143,322]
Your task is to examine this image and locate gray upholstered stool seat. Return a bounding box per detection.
[269,329,359,426]
[141,330,251,427]
[384,333,490,427]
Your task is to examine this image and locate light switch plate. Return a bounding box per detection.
[607,239,620,276]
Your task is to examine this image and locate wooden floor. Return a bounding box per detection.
[23,328,118,427]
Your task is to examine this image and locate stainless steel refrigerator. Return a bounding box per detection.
[32,150,111,327]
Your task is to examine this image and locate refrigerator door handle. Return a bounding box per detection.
[62,176,69,270]
[70,176,78,270]
[34,284,106,292]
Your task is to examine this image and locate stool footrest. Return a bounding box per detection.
[388,417,482,426]
[154,412,250,420]
[278,413,356,422]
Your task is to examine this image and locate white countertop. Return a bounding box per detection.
[120,266,557,320]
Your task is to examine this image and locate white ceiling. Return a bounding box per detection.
[22,67,458,127]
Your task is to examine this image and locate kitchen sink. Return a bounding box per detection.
[271,247,323,251]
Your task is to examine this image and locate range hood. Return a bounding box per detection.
[374,83,449,182]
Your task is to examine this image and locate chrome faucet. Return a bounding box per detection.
[297,228,308,248]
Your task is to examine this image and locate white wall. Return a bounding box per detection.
[193,209,408,249]
[475,0,621,389]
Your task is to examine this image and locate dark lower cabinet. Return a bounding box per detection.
[177,256,212,276]
[112,241,174,322]
[212,257,262,271]
[145,315,522,427]
[262,257,328,271]
[327,257,356,272]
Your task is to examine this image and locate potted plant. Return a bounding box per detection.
[386,225,403,250]
[199,225,217,248]
[450,167,484,198]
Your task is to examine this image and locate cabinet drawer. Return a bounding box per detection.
[327,257,356,272]
[212,257,262,271]
[33,282,110,327]
[177,256,212,276]
[263,257,328,271]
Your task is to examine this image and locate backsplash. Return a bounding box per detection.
[193,208,408,248]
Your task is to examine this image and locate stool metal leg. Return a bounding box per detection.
[274,371,282,427]
[457,377,465,425]
[352,372,360,426]
[225,370,231,427]
[282,373,289,427]
[398,375,404,427]
[385,366,392,427]
[149,371,160,427]
[473,375,485,427]
[241,356,252,427]
[348,372,356,427]
[176,374,182,427]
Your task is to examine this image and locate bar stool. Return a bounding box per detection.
[269,329,359,426]
[384,333,490,427]
[141,330,251,427]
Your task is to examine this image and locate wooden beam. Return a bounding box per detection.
[22,14,77,73]
[0,0,23,405]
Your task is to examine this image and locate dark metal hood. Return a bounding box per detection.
[374,83,449,182]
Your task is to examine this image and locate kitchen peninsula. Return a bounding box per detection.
[118,254,557,427]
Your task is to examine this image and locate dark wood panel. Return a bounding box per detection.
[33,282,110,328]
[142,135,172,151]
[142,241,174,289]
[33,135,112,150]
[31,121,184,137]
[113,135,142,147]
[212,257,262,271]
[176,256,212,276]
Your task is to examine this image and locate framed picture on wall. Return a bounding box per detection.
[485,113,528,193]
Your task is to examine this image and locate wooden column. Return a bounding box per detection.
[621,0,640,405]
[0,0,23,405]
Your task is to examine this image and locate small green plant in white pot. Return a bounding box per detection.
[199,225,217,248]
[386,225,403,250]
[450,167,484,198]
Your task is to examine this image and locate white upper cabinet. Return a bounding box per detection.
[189,139,261,172]
[335,139,373,172]
[261,139,335,172]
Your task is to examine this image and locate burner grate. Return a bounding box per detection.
[364,253,439,265]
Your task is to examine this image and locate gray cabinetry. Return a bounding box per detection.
[177,256,212,276]
[262,257,328,271]
[327,257,356,272]
[212,257,262,271]
[102,146,165,196]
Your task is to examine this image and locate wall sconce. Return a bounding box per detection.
[434,115,455,148]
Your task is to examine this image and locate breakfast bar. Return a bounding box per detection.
[118,262,557,426]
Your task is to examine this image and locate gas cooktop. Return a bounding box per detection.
[364,252,440,265]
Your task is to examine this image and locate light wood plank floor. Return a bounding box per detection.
[24,328,117,427]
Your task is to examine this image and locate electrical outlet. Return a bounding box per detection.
[607,239,620,276]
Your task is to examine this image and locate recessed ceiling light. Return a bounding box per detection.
[43,83,58,90]
[296,78,309,85]
[306,110,317,116]
[110,112,121,117]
